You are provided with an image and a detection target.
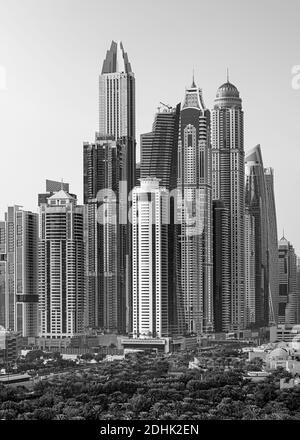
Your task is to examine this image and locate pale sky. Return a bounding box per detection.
[0,0,299,251]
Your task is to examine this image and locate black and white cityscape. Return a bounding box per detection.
[1,0,300,424]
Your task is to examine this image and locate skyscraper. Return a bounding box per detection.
[264,167,279,324]
[244,207,256,327]
[140,103,180,334]
[84,41,136,334]
[296,258,300,324]
[39,190,84,338]
[177,80,213,334]
[0,206,38,337]
[245,145,269,326]
[213,200,230,332]
[141,103,180,190]
[83,134,119,331]
[278,236,298,325]
[211,79,245,330]
[0,222,6,328]
[131,178,169,338]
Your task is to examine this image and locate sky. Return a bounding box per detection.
[0,0,299,251]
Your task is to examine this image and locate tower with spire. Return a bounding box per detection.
[84,40,136,334]
[211,75,245,330]
[245,145,270,327]
[176,78,213,334]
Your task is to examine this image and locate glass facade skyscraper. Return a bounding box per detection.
[245,145,269,326]
[264,167,279,324]
[84,41,136,334]
[140,103,180,334]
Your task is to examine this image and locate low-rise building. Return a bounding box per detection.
[243,371,271,382]
[121,337,171,354]
[280,377,300,389]
[104,354,125,362]
[0,326,19,363]
[248,349,268,362]
[270,324,300,343]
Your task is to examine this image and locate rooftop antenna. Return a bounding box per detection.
[192,67,196,87]
[227,67,229,83]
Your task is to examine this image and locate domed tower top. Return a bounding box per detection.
[214,73,242,109]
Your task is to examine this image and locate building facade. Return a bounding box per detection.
[244,207,256,327]
[245,145,269,326]
[39,190,85,338]
[212,200,230,332]
[38,179,75,206]
[83,134,119,331]
[0,207,38,337]
[131,178,169,338]
[0,222,5,328]
[84,40,136,334]
[140,103,180,335]
[278,236,298,325]
[264,167,279,324]
[140,103,180,189]
[176,80,213,334]
[297,258,300,324]
[211,80,245,330]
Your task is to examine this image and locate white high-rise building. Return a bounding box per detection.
[211,79,245,330]
[131,178,169,338]
[39,190,85,338]
[99,41,135,141]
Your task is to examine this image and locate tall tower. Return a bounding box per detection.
[278,235,298,325]
[245,145,269,326]
[39,190,85,338]
[0,222,5,329]
[99,40,136,213]
[264,167,279,324]
[296,258,300,325]
[83,135,119,331]
[84,41,136,334]
[211,78,245,330]
[131,178,169,338]
[177,80,213,334]
[140,103,180,334]
[0,207,38,337]
[101,41,135,334]
[100,41,135,143]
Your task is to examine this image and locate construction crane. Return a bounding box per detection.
[159,101,173,111]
